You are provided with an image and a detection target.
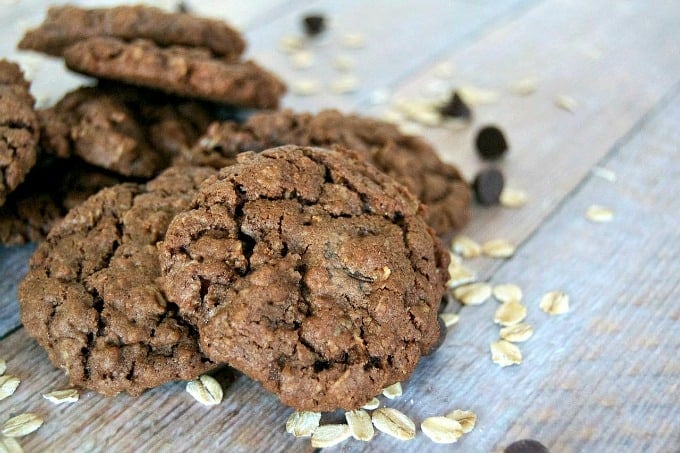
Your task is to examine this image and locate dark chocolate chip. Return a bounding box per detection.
[439,92,471,120]
[424,316,447,355]
[473,168,504,206]
[303,15,326,37]
[438,295,449,314]
[476,125,508,160]
[177,1,190,13]
[504,439,550,453]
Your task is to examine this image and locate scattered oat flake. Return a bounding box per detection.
[311,424,352,448]
[500,188,528,208]
[286,411,321,437]
[490,340,523,367]
[508,77,538,96]
[494,300,527,326]
[382,382,403,399]
[372,408,416,440]
[381,109,402,123]
[481,239,516,259]
[447,264,476,288]
[278,35,304,53]
[291,78,321,96]
[290,50,314,69]
[540,291,570,315]
[586,205,614,223]
[42,389,79,405]
[432,61,454,79]
[398,122,423,136]
[0,358,5,375]
[185,374,223,406]
[409,108,441,127]
[333,54,355,72]
[500,323,534,342]
[453,282,492,306]
[452,235,481,258]
[493,284,523,303]
[458,85,499,106]
[361,397,380,410]
[555,95,578,112]
[592,166,617,182]
[446,410,477,433]
[345,409,374,441]
[421,416,463,444]
[0,436,23,453]
[1,413,43,438]
[330,75,359,94]
[440,312,460,328]
[448,252,462,267]
[0,375,20,400]
[340,32,365,48]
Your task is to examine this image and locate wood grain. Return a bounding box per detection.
[0,0,678,451]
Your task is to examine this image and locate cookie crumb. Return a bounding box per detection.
[0,375,20,400]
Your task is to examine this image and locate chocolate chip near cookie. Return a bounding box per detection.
[439,91,472,120]
[18,166,217,396]
[473,168,504,206]
[505,439,551,453]
[0,60,39,207]
[183,109,471,236]
[302,14,326,37]
[475,125,508,160]
[159,146,450,411]
[18,4,245,59]
[63,37,286,109]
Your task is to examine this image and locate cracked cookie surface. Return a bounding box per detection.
[159,146,449,411]
[183,109,470,236]
[0,60,39,207]
[18,166,217,396]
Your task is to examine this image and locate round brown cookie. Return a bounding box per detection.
[18,166,217,396]
[159,146,449,411]
[183,109,470,236]
[0,158,123,246]
[0,60,39,207]
[18,4,245,59]
[63,37,286,109]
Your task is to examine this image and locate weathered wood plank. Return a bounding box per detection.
[2,81,678,453]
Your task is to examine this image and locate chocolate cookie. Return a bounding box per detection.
[18,4,245,59]
[0,60,39,207]
[0,158,123,246]
[183,109,470,236]
[159,146,449,411]
[39,85,215,177]
[18,166,217,396]
[63,37,286,109]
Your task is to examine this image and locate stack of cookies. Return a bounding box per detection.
[8,4,471,412]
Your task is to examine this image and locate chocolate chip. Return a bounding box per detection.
[473,168,504,206]
[302,14,326,37]
[476,125,508,160]
[504,439,550,453]
[439,91,471,120]
[424,316,447,355]
[438,295,449,314]
[177,1,190,13]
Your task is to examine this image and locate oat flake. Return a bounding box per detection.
[508,77,537,96]
[185,375,223,406]
[345,409,374,441]
[586,205,614,223]
[0,358,5,376]
[493,284,523,303]
[361,397,380,410]
[340,32,365,48]
[452,235,481,258]
[421,416,463,444]
[286,411,321,437]
[447,265,476,288]
[500,188,528,208]
[372,408,416,440]
[0,436,23,453]
[481,239,516,258]
[291,78,321,96]
[490,340,522,367]
[382,382,403,399]
[446,409,477,433]
[311,424,352,448]
[330,75,359,94]
[494,300,527,326]
[555,95,578,112]
[458,85,499,106]
[42,389,79,405]
[1,413,43,438]
[540,291,570,315]
[500,323,534,342]
[440,313,460,328]
[453,282,492,305]
[0,375,20,401]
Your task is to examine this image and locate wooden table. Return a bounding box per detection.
[1,1,678,451]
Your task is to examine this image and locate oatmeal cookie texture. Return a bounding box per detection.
[63,37,286,108]
[159,146,449,411]
[0,60,39,207]
[18,4,245,59]
[184,109,471,235]
[18,166,217,396]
